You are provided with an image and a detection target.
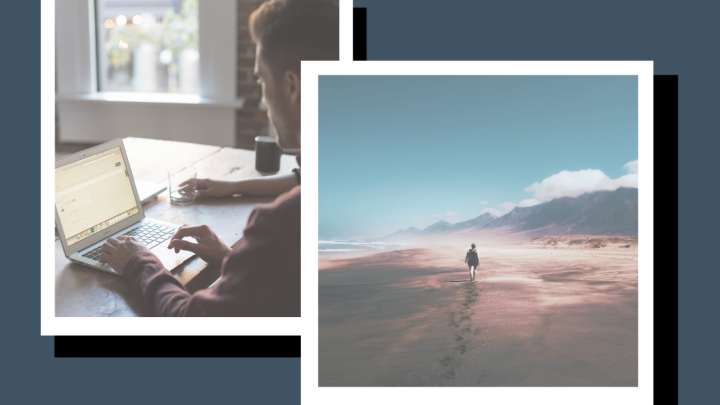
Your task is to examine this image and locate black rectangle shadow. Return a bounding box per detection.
[55,336,300,358]
[353,8,367,61]
[653,74,678,401]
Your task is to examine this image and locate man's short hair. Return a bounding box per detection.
[250,0,339,79]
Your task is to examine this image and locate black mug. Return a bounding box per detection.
[255,135,283,172]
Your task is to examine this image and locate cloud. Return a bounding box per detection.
[518,198,541,207]
[486,159,639,216]
[499,202,516,212]
[623,159,638,173]
[480,207,504,217]
[523,160,638,203]
[434,210,461,217]
[478,200,488,205]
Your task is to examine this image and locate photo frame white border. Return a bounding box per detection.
[41,0,302,335]
[301,60,653,404]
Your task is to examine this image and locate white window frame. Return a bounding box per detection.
[55,0,244,147]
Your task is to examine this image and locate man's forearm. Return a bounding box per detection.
[232,172,298,196]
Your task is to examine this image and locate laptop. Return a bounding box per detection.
[55,138,195,275]
[136,180,167,204]
[54,181,165,239]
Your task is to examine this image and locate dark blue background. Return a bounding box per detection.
[355,0,715,403]
[4,0,714,403]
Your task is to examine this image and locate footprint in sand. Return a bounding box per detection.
[448,312,460,328]
[437,279,482,382]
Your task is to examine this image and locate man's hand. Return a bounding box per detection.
[167,224,231,265]
[99,236,151,276]
[182,178,238,198]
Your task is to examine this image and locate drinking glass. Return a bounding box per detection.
[167,166,197,204]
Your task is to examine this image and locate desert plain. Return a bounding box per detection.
[319,235,638,386]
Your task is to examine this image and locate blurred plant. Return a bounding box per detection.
[104,0,198,69]
[157,0,198,56]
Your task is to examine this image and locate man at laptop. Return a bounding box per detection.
[99,0,338,316]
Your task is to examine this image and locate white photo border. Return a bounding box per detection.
[41,0,302,336]
[300,60,653,404]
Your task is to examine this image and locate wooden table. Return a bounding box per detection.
[55,137,297,316]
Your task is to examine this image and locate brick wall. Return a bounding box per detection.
[236,0,268,150]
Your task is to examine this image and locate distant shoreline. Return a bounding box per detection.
[318,234,639,269]
[318,240,408,259]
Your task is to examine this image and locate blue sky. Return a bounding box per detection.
[319,75,638,240]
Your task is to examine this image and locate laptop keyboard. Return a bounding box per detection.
[82,222,178,263]
[82,245,105,262]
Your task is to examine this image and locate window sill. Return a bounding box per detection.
[56,92,243,146]
[56,92,245,109]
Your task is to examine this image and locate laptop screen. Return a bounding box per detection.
[55,146,139,246]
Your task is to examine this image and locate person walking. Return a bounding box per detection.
[465,243,479,282]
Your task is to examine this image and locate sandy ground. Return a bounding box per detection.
[318,235,638,387]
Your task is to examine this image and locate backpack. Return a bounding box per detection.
[468,248,478,262]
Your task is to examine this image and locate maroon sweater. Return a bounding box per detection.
[124,170,300,317]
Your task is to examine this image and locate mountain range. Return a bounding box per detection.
[379,187,638,242]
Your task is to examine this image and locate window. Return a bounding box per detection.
[96,0,199,94]
[56,0,240,146]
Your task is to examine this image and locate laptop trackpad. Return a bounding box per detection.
[151,244,196,271]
